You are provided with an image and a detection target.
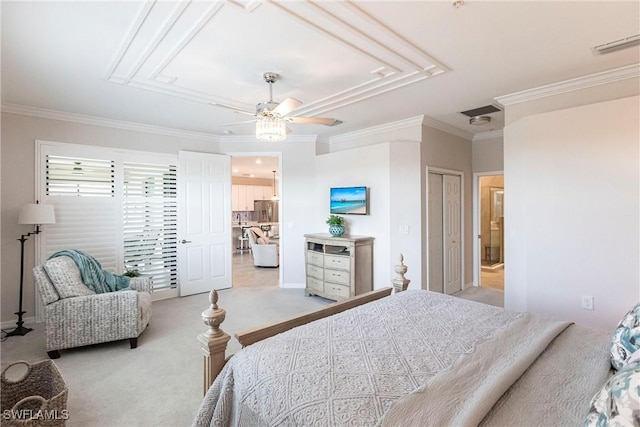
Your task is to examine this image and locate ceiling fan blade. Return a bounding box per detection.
[285,117,343,126]
[272,97,302,117]
[223,119,257,126]
[209,102,256,116]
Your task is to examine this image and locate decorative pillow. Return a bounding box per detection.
[610,302,640,370]
[256,236,270,245]
[585,357,640,426]
[44,256,95,299]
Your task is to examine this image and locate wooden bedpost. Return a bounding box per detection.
[197,289,231,396]
[391,253,410,292]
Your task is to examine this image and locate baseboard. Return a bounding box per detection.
[1,316,37,329]
[151,287,179,301]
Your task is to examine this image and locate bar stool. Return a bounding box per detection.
[237,227,251,254]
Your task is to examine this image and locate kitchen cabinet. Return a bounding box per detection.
[232,185,272,211]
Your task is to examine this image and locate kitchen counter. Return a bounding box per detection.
[232,222,278,228]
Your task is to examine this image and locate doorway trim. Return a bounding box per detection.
[425,166,465,293]
[472,170,504,287]
[227,151,283,288]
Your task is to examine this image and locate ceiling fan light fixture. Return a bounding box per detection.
[469,115,491,126]
[256,117,286,141]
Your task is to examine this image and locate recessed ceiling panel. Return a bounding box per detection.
[107,0,449,121]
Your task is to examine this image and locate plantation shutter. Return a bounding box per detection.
[41,154,118,271]
[123,162,178,290]
[36,142,179,308]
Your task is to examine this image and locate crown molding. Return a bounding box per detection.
[1,103,220,142]
[472,129,504,142]
[328,115,426,144]
[495,63,640,106]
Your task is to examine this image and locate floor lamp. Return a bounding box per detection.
[6,202,56,337]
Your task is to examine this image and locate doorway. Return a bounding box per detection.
[427,169,463,295]
[230,155,281,288]
[477,174,504,291]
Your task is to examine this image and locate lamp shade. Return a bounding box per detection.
[18,203,56,225]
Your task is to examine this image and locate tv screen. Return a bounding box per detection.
[330,186,368,215]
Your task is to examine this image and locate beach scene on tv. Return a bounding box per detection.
[330,186,367,215]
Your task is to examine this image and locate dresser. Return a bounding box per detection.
[304,233,374,301]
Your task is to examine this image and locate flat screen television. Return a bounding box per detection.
[330,186,368,215]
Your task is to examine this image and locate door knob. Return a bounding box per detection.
[181,239,192,244]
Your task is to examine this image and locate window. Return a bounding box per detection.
[37,141,178,292]
[46,155,114,197]
[123,162,177,290]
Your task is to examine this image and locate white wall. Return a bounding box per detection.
[315,143,393,289]
[504,96,639,329]
[389,141,422,289]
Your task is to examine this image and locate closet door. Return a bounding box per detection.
[428,173,444,292]
[428,172,462,295]
[443,174,462,294]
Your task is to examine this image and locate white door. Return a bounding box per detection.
[443,174,462,294]
[178,151,231,296]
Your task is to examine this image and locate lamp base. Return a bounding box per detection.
[5,310,32,337]
[6,325,33,337]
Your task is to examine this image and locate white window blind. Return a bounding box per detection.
[42,153,118,272]
[123,162,178,290]
[46,155,114,197]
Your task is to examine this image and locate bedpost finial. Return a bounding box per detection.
[392,253,410,293]
[210,289,219,310]
[202,289,226,338]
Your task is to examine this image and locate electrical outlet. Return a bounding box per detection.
[581,295,594,310]
[399,225,409,235]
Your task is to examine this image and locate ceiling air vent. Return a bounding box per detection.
[459,104,501,118]
[593,34,640,55]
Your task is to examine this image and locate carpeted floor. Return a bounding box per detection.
[0,286,330,426]
[1,282,502,426]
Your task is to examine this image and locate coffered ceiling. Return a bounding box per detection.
[2,1,639,141]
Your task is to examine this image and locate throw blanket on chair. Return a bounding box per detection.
[48,249,130,294]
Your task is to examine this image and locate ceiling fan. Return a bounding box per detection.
[213,72,342,141]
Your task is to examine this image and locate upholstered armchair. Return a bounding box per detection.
[247,227,279,267]
[33,256,152,359]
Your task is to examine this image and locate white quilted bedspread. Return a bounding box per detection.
[193,290,522,427]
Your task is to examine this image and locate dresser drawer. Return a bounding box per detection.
[324,255,350,270]
[324,283,350,299]
[307,276,323,293]
[306,251,324,267]
[324,269,350,285]
[307,264,324,280]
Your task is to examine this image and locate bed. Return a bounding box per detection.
[192,269,639,426]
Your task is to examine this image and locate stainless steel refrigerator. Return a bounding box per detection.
[253,200,278,223]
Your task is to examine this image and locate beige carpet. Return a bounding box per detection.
[1,284,501,426]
